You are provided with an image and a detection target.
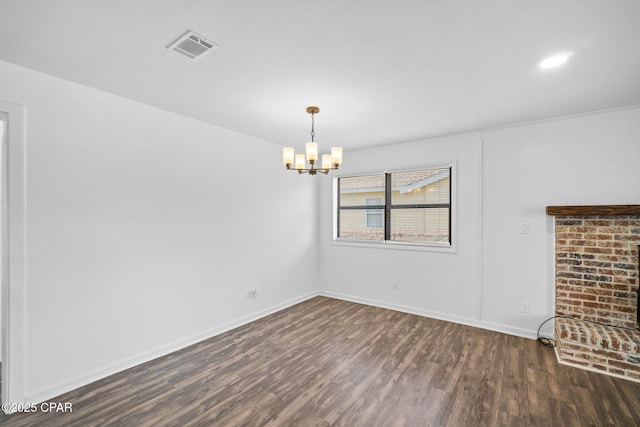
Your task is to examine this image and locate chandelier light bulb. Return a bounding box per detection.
[283,147,294,167]
[306,142,318,162]
[322,154,332,170]
[331,147,343,166]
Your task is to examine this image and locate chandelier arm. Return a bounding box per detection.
[287,164,339,174]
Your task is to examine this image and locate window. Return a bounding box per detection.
[336,166,452,246]
[365,197,383,229]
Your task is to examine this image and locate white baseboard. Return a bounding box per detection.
[27,291,319,404]
[319,291,538,340]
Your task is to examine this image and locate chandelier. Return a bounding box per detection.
[282,106,342,175]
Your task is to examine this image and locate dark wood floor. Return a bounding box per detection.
[2,296,639,426]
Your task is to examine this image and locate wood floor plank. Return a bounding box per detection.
[1,296,640,426]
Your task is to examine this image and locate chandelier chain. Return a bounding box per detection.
[310,113,315,142]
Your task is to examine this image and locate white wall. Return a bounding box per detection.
[0,59,319,403]
[318,132,485,328]
[481,107,640,335]
[318,106,640,339]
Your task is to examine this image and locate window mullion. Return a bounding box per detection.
[336,178,341,238]
[384,172,391,241]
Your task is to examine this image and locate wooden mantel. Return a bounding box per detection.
[546,204,640,216]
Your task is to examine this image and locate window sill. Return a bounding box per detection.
[330,238,457,253]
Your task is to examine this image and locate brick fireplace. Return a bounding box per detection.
[547,205,640,381]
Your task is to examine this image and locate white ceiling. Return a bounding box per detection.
[1,0,639,150]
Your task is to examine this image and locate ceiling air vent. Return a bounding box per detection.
[168,31,217,60]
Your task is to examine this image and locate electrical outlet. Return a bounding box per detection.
[392,282,399,291]
[520,223,530,234]
[520,301,529,313]
[250,286,258,298]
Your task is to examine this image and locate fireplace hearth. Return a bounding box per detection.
[547,205,640,381]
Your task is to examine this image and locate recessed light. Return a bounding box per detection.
[539,52,573,69]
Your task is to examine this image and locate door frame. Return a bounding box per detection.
[1,100,27,408]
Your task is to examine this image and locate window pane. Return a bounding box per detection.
[365,197,383,229]
[391,168,449,205]
[339,175,385,207]
[390,208,449,243]
[339,209,384,240]
[365,210,383,228]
